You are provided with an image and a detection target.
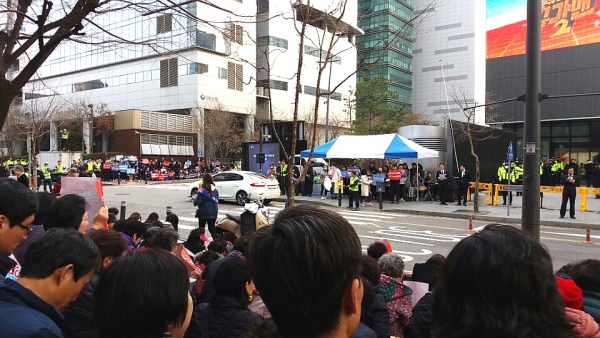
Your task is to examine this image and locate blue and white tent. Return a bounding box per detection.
[300,133,439,159]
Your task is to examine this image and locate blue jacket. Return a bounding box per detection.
[195,188,219,219]
[582,290,600,324]
[0,278,64,337]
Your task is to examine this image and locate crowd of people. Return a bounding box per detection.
[1,176,599,337]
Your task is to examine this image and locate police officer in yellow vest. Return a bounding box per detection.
[277,160,288,195]
[56,161,65,175]
[93,159,101,176]
[513,159,524,196]
[41,162,52,192]
[87,160,94,172]
[61,128,69,151]
[497,161,517,205]
[6,157,14,169]
[347,171,360,210]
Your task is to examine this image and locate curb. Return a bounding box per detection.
[276,198,600,231]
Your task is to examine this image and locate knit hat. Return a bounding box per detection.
[556,277,583,310]
[213,257,250,297]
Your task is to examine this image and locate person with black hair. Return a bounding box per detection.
[43,194,87,233]
[94,249,193,338]
[0,229,100,337]
[229,236,251,260]
[195,173,220,242]
[431,224,574,337]
[120,220,146,251]
[367,241,388,261]
[107,207,119,217]
[127,212,141,221]
[166,213,179,232]
[63,229,127,338]
[13,192,56,265]
[358,255,389,338]
[149,228,180,252]
[187,257,261,338]
[208,239,228,257]
[411,254,445,286]
[144,212,160,224]
[248,205,363,338]
[570,259,600,323]
[184,228,206,255]
[0,179,38,279]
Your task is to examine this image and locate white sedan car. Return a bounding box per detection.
[188,171,280,205]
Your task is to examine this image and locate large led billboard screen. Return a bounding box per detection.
[487,0,600,59]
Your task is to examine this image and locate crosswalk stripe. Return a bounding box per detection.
[336,211,396,219]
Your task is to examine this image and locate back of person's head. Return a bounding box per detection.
[207,239,227,255]
[232,235,251,256]
[43,194,87,231]
[94,249,192,338]
[426,253,446,266]
[151,220,164,228]
[367,241,387,261]
[378,253,405,278]
[33,192,56,225]
[248,205,362,338]
[88,229,128,272]
[21,228,100,281]
[0,179,38,234]
[212,257,252,306]
[149,228,179,252]
[127,212,141,221]
[431,224,573,338]
[241,319,280,338]
[222,231,238,244]
[195,250,220,268]
[107,207,119,216]
[144,212,159,224]
[122,220,146,239]
[165,213,179,231]
[360,254,381,286]
[186,228,203,243]
[570,259,600,293]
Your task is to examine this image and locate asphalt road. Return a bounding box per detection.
[102,182,600,271]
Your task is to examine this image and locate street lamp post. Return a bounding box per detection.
[439,59,460,173]
[88,104,94,154]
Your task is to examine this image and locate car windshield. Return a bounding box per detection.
[247,172,269,180]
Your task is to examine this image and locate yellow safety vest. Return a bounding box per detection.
[61,132,69,140]
[498,167,517,182]
[41,167,51,179]
[280,164,288,176]
[93,163,101,171]
[87,162,94,171]
[56,165,64,174]
[349,176,359,191]
[6,160,14,166]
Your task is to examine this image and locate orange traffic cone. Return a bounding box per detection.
[468,214,474,232]
[380,239,393,253]
[583,224,594,244]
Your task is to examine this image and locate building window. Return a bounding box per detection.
[197,30,216,50]
[304,45,341,64]
[160,58,178,87]
[73,80,107,92]
[270,80,288,91]
[228,24,243,44]
[218,67,228,79]
[227,62,243,91]
[258,36,288,49]
[157,14,173,34]
[190,63,208,74]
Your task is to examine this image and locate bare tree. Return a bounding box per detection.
[449,88,498,213]
[93,103,114,155]
[200,102,245,163]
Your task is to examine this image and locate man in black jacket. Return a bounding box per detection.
[559,167,579,219]
[456,164,472,206]
[436,163,449,205]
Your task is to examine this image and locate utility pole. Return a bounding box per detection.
[88,104,94,154]
[522,0,542,241]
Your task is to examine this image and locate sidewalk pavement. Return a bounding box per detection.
[277,192,600,230]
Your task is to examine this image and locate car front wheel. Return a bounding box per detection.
[236,190,249,206]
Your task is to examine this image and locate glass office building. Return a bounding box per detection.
[357,0,414,105]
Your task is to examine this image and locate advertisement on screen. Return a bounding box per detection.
[487,0,600,59]
[247,143,279,174]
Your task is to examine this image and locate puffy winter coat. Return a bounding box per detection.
[360,293,390,338]
[582,290,600,324]
[404,292,433,338]
[195,186,219,219]
[62,273,100,338]
[186,295,261,338]
[564,306,600,338]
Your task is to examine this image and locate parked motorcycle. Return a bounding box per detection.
[216,196,270,238]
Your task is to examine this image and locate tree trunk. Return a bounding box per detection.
[102,130,108,155]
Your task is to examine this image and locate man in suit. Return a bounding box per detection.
[559,167,579,219]
[456,164,472,206]
[436,163,449,205]
[13,165,29,189]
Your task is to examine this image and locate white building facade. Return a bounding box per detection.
[10,0,360,157]
[411,0,486,125]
